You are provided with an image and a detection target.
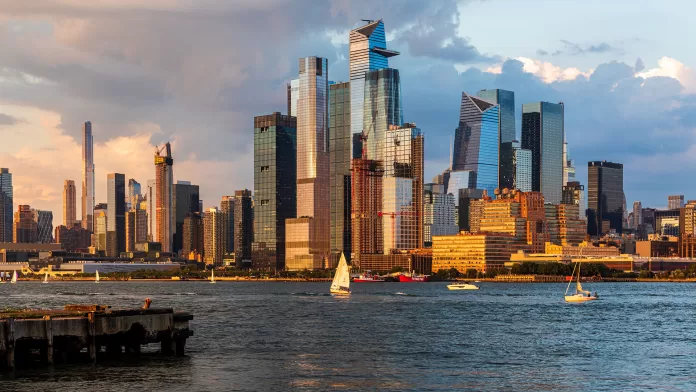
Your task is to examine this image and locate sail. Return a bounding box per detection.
[331,254,351,291]
[95,270,100,282]
[44,272,48,283]
[211,270,215,282]
[11,270,17,283]
[576,281,583,293]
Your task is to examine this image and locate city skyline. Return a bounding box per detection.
[0,1,695,227]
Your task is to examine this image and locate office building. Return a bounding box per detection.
[203,207,226,266]
[127,179,142,210]
[458,188,485,232]
[329,82,352,260]
[545,204,585,246]
[287,78,299,117]
[632,201,642,231]
[562,181,585,209]
[669,195,685,210]
[362,68,403,162]
[173,181,200,253]
[285,56,330,270]
[521,102,564,204]
[587,161,624,236]
[679,201,696,258]
[106,173,125,257]
[432,232,522,273]
[351,159,384,268]
[453,93,500,195]
[155,142,174,252]
[349,19,399,157]
[146,179,157,242]
[423,184,458,247]
[500,140,532,192]
[233,189,253,263]
[253,113,297,270]
[0,168,13,242]
[94,205,107,251]
[34,210,53,244]
[63,180,77,227]
[476,89,515,190]
[82,122,95,232]
[125,209,148,252]
[220,196,235,254]
[55,224,91,252]
[13,205,37,243]
[183,213,204,259]
[563,142,576,186]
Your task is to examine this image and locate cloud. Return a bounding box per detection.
[536,49,548,56]
[540,40,622,56]
[0,112,24,125]
[636,57,696,93]
[634,57,645,73]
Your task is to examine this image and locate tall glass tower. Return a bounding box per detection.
[106,173,125,257]
[362,68,403,162]
[349,19,399,157]
[155,142,174,252]
[452,93,500,195]
[82,121,95,232]
[587,161,624,236]
[329,82,352,260]
[477,89,515,190]
[522,102,564,204]
[0,168,12,242]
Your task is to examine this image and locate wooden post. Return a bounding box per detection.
[44,315,54,365]
[6,319,15,369]
[87,312,96,363]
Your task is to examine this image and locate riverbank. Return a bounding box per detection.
[7,277,696,283]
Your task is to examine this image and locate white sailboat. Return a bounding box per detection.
[10,270,17,284]
[330,253,351,295]
[95,270,100,283]
[210,269,216,284]
[565,261,598,303]
[43,272,49,284]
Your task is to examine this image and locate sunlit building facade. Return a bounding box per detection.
[155,142,174,252]
[362,68,403,162]
[203,207,226,266]
[423,183,458,247]
[329,82,352,260]
[63,180,77,228]
[106,173,125,257]
[125,209,147,252]
[521,102,564,204]
[351,159,384,267]
[94,205,107,252]
[82,122,95,233]
[13,205,37,243]
[0,168,12,243]
[432,233,522,273]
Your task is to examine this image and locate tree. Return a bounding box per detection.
[465,268,477,279]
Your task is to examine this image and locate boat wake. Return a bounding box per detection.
[292,292,331,297]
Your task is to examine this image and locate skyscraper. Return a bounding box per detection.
[127,179,142,210]
[349,19,399,157]
[146,180,157,242]
[0,168,13,242]
[287,78,299,117]
[34,210,53,244]
[125,209,147,252]
[106,173,125,257]
[521,102,564,204]
[476,89,515,190]
[329,82,352,260]
[203,207,226,266]
[182,213,203,259]
[173,181,200,253]
[499,140,532,192]
[155,142,174,252]
[351,158,384,267]
[453,93,500,195]
[63,180,77,228]
[563,142,576,186]
[632,201,643,229]
[423,183,458,247]
[94,204,107,251]
[233,189,253,263]
[587,161,624,236]
[220,196,235,254]
[253,112,297,270]
[362,68,403,162]
[13,205,37,243]
[82,121,95,232]
[285,56,330,270]
[668,195,685,210]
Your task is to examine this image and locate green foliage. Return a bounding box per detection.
[465,269,478,279]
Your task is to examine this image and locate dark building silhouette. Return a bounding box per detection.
[587,161,623,236]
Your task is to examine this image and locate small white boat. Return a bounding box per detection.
[330,253,351,295]
[447,283,479,290]
[95,270,100,283]
[565,261,598,303]
[10,270,17,284]
[43,272,49,284]
[210,269,216,284]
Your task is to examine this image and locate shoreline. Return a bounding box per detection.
[5,277,696,283]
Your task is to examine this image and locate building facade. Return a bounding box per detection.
[55,224,91,252]
[362,68,403,162]
[253,112,297,270]
[125,209,148,252]
[106,173,125,257]
[203,207,226,266]
[146,179,157,242]
[476,89,515,190]
[183,213,204,260]
[94,206,107,252]
[34,210,53,244]
[669,195,685,210]
[432,233,521,273]
[423,183,458,247]
[220,196,235,254]
[521,102,564,204]
[1,168,13,243]
[329,82,352,261]
[587,161,624,236]
[63,179,77,228]
[13,205,37,243]
[173,181,200,253]
[155,142,174,252]
[233,189,253,263]
[82,122,95,232]
[351,159,384,267]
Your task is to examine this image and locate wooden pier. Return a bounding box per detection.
[0,305,193,370]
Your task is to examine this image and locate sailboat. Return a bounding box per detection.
[210,269,216,284]
[565,261,598,303]
[95,270,100,283]
[330,253,351,295]
[43,272,49,284]
[10,270,17,284]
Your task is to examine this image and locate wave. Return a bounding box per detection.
[292,292,331,297]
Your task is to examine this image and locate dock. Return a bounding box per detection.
[0,304,193,370]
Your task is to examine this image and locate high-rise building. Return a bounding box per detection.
[285,56,330,270]
[203,207,226,266]
[34,210,53,244]
[146,180,157,242]
[253,113,297,270]
[63,180,77,228]
[287,78,299,117]
[155,142,174,252]
[233,189,253,263]
[521,102,564,204]
[55,224,91,252]
[82,121,95,232]
[351,159,384,268]
[500,140,532,192]
[13,205,37,243]
[106,173,126,257]
[349,19,399,157]
[458,188,485,232]
[220,196,234,254]
[453,93,500,195]
[562,142,576,186]
[127,179,142,211]
[173,181,200,253]
[125,209,147,252]
[587,161,624,236]
[679,201,696,258]
[0,168,14,242]
[183,213,204,259]
[668,195,685,210]
[94,205,107,251]
[329,82,352,261]
[362,68,403,162]
[562,181,585,212]
[382,123,424,253]
[476,89,515,190]
[423,183,458,247]
[632,201,642,230]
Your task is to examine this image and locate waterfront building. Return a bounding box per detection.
[233,189,253,263]
[351,159,384,268]
[362,68,403,162]
[155,142,174,252]
[453,93,500,195]
[82,122,95,232]
[13,205,37,243]
[63,180,77,227]
[285,56,330,270]
[679,201,696,258]
[432,232,523,273]
[545,204,585,246]
[349,19,399,157]
[458,188,485,232]
[94,205,107,252]
[329,82,352,261]
[637,237,678,257]
[125,209,147,252]
[55,224,91,252]
[358,251,433,275]
[253,112,297,270]
[669,195,685,210]
[203,207,226,266]
[146,180,157,242]
[521,102,564,204]
[0,168,13,242]
[587,161,624,236]
[106,173,125,257]
[183,213,204,260]
[34,210,53,244]
[173,181,200,253]
[423,184,458,247]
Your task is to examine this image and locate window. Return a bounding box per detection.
[260,166,270,172]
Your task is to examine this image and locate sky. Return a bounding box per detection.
[0,0,694,227]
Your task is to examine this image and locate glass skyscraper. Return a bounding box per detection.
[453,93,500,195]
[349,19,399,157]
[587,161,624,236]
[0,168,13,242]
[362,68,403,162]
[173,181,200,253]
[253,112,297,270]
[521,102,564,204]
[329,82,352,260]
[476,89,515,144]
[82,121,95,232]
[106,173,125,257]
